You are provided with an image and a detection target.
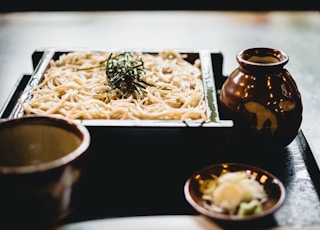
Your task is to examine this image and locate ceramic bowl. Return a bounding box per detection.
[0,115,91,228]
[184,162,285,223]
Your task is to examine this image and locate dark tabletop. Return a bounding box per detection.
[0,11,320,228]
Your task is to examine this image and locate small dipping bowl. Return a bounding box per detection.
[184,163,286,227]
[0,115,90,228]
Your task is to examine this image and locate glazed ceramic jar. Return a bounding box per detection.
[219,47,302,149]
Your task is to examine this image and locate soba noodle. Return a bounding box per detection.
[21,50,208,121]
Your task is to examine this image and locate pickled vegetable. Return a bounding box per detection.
[200,171,267,216]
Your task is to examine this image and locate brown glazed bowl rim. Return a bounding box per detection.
[0,115,91,174]
[184,162,286,222]
[237,47,289,68]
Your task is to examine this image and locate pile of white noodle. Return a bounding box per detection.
[21,50,207,121]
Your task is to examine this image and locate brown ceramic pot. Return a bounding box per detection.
[219,47,302,149]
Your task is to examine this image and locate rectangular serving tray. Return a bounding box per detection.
[7,48,233,128]
[1,51,320,228]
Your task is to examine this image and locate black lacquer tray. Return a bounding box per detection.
[1,51,320,228]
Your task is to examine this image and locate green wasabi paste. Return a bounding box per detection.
[237,199,263,216]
